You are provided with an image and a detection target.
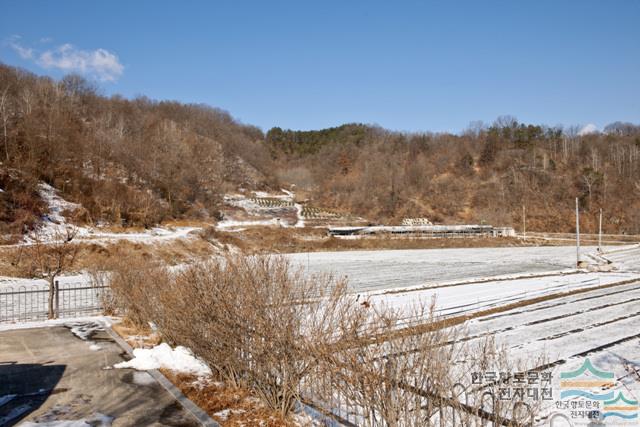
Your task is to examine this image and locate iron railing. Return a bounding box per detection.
[0,280,109,323]
[301,369,536,427]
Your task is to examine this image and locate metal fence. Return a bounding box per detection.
[0,280,110,323]
[302,372,535,427]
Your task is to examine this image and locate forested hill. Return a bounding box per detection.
[0,63,277,236]
[1,62,640,237]
[266,124,371,155]
[266,120,640,234]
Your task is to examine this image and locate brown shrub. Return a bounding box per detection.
[106,253,544,424]
[107,253,357,417]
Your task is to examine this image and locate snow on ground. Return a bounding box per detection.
[216,217,282,230]
[287,245,618,293]
[604,245,640,272]
[286,244,640,424]
[0,272,90,289]
[74,225,201,244]
[372,271,639,320]
[439,252,640,424]
[18,412,114,427]
[31,183,83,241]
[0,316,114,332]
[114,342,212,377]
[3,182,201,246]
[65,321,106,351]
[0,273,107,323]
[473,282,640,423]
[66,321,104,340]
[294,202,305,228]
[465,281,640,365]
[219,189,305,229]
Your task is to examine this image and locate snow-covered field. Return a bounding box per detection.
[287,245,633,293]
[462,279,640,424]
[370,270,638,319]
[3,245,638,324]
[288,245,640,424]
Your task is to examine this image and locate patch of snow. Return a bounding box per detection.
[30,183,84,241]
[113,342,212,377]
[216,218,281,229]
[213,408,246,421]
[89,343,102,351]
[0,316,114,332]
[8,181,202,245]
[65,321,103,341]
[20,412,114,427]
[294,202,305,228]
[131,371,156,386]
[220,190,301,229]
[38,183,81,223]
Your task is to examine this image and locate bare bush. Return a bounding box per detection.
[106,255,169,328]
[106,254,544,423]
[312,302,544,426]
[108,253,358,417]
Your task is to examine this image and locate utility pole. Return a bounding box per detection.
[522,205,526,241]
[598,208,603,252]
[576,198,581,267]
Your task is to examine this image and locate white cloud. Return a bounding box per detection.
[578,123,598,136]
[4,36,123,82]
[38,44,124,82]
[6,35,34,59]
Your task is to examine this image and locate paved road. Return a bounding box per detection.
[0,325,199,426]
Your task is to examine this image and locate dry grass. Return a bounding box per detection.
[161,371,295,427]
[0,222,578,278]
[112,318,296,427]
[111,318,162,348]
[0,236,219,277]
[207,226,555,255]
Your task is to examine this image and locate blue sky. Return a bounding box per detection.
[1,1,639,133]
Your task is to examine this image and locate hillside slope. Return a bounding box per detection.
[0,63,276,240]
[266,122,640,233]
[2,62,639,239]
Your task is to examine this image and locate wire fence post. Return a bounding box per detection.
[55,279,60,319]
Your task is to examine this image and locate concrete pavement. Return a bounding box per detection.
[0,325,200,426]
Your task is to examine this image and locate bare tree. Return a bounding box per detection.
[13,227,79,318]
[0,84,10,162]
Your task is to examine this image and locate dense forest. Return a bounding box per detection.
[1,62,640,237]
